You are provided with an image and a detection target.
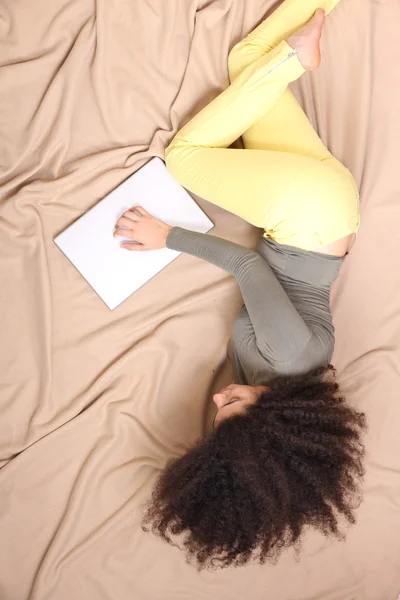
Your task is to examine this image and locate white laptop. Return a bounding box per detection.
[55,158,214,310]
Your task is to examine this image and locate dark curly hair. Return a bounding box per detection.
[142,365,366,569]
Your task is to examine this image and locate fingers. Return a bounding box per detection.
[114,227,136,239]
[114,206,152,250]
[130,205,150,217]
[120,242,146,251]
[116,216,135,230]
[116,206,149,227]
[120,210,140,223]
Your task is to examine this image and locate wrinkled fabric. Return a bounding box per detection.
[1,1,400,599]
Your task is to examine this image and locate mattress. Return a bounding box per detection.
[1,0,399,598]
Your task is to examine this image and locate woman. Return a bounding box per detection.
[115,0,365,569]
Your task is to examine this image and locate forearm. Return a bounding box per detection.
[167,227,312,361]
[167,227,258,276]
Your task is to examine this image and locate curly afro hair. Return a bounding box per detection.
[142,366,366,569]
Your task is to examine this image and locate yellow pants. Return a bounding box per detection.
[165,0,360,251]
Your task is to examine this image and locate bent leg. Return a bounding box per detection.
[165,0,359,251]
[166,41,306,227]
[227,0,342,164]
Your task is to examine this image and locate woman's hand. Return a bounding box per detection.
[114,206,172,251]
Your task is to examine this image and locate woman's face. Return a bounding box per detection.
[213,384,268,428]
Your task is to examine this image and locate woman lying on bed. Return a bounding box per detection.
[114,0,365,569]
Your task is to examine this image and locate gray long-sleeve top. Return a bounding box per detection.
[167,227,343,385]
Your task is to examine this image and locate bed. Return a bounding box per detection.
[1,0,400,598]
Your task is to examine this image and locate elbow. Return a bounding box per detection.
[278,333,333,374]
[165,137,189,184]
[266,330,333,373]
[238,251,262,267]
[311,325,335,365]
[234,251,265,280]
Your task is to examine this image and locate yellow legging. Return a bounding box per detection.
[165,0,360,251]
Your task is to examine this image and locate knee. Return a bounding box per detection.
[227,42,245,81]
[165,132,183,160]
[165,141,178,174]
[165,138,187,181]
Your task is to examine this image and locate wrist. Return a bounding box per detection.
[164,224,173,247]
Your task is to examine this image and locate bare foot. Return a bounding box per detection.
[287,9,325,71]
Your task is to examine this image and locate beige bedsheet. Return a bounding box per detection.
[1,0,400,598]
